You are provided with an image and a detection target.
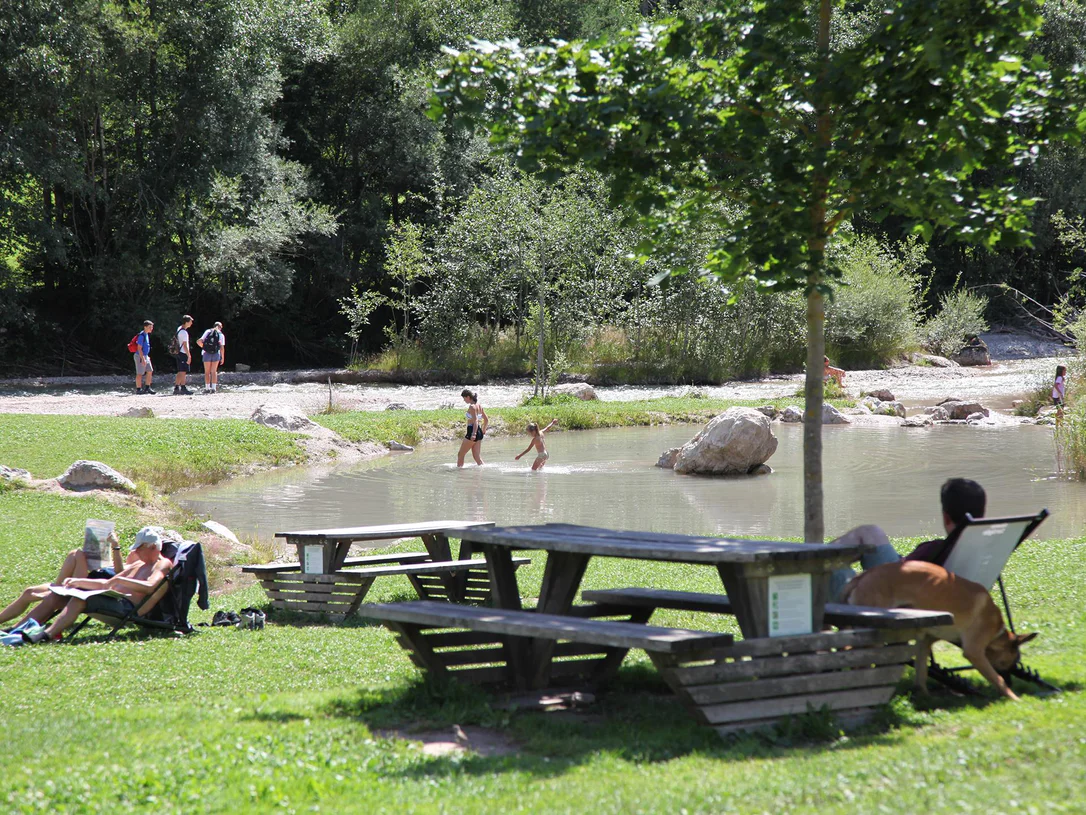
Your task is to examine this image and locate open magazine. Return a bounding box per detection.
[48,585,125,601]
[83,519,116,570]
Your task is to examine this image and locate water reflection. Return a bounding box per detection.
[178,424,1084,541]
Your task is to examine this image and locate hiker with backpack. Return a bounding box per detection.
[197,321,225,393]
[128,320,155,395]
[171,315,195,396]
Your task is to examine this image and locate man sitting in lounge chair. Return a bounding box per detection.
[828,478,986,600]
[5,527,173,644]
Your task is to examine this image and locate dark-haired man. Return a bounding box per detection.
[829,478,987,600]
[173,315,194,396]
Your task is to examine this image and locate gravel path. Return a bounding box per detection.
[0,331,1070,419]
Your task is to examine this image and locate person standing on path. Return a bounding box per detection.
[198,321,225,393]
[134,320,155,394]
[457,389,488,467]
[173,315,194,395]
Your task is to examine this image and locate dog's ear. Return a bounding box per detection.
[1016,632,1039,646]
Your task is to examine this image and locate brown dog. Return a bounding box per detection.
[841,560,1037,700]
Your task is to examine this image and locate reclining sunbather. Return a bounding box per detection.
[829,478,986,600]
[4,527,173,644]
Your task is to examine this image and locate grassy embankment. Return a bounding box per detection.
[1,482,1084,813]
[313,396,828,448]
[0,414,306,493]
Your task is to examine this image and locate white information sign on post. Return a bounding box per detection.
[303,545,325,575]
[767,573,813,637]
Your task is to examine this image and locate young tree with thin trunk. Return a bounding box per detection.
[431,0,1080,541]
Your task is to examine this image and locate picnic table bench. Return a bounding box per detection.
[359,600,734,686]
[362,523,955,734]
[241,521,515,617]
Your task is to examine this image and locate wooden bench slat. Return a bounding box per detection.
[359,601,733,654]
[583,587,954,629]
[241,552,432,575]
[347,557,528,578]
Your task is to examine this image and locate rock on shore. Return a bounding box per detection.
[57,460,136,492]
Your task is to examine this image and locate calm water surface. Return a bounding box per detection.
[179,423,1084,541]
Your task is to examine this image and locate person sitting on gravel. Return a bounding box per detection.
[823,355,845,387]
[3,527,173,644]
[827,478,986,600]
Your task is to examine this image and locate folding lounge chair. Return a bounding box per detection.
[67,541,208,642]
[925,509,1058,694]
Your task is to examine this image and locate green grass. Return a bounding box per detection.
[1,491,1083,814]
[314,397,836,447]
[0,415,306,492]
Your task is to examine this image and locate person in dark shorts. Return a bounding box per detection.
[828,478,987,599]
[456,388,488,467]
[173,315,195,395]
[25,527,173,643]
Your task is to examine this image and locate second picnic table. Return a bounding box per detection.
[241,521,496,616]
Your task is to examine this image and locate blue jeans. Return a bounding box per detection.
[828,543,901,601]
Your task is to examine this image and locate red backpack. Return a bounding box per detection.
[127,334,141,353]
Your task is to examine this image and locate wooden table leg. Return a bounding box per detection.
[422,533,463,601]
[530,551,590,689]
[717,564,834,639]
[480,544,532,689]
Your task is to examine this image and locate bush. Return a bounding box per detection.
[824,236,924,367]
[922,289,989,357]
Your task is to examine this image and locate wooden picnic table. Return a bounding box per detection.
[276,520,494,573]
[361,523,950,734]
[461,523,875,639]
[242,521,497,616]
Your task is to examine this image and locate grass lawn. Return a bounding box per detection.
[313,396,829,447]
[1,488,1083,814]
[0,414,306,492]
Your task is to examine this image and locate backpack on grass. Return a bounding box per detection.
[202,330,221,355]
[127,334,141,353]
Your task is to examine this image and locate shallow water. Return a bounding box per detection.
[178,423,1085,542]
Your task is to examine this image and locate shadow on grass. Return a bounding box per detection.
[313,662,1071,782]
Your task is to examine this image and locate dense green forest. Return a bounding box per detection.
[1,0,1085,378]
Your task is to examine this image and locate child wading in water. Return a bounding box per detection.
[515,419,558,470]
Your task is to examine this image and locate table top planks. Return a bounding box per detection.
[459,523,875,564]
[275,520,494,543]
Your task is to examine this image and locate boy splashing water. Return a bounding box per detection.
[515,419,558,471]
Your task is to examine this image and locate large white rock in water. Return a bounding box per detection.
[250,404,318,432]
[670,407,778,475]
[552,383,598,401]
[57,460,136,492]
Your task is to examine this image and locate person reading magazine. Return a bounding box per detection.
[2,527,172,644]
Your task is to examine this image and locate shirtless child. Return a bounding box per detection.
[515,419,558,471]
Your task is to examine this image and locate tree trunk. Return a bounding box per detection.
[803,285,825,543]
[802,0,833,545]
[535,282,546,398]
